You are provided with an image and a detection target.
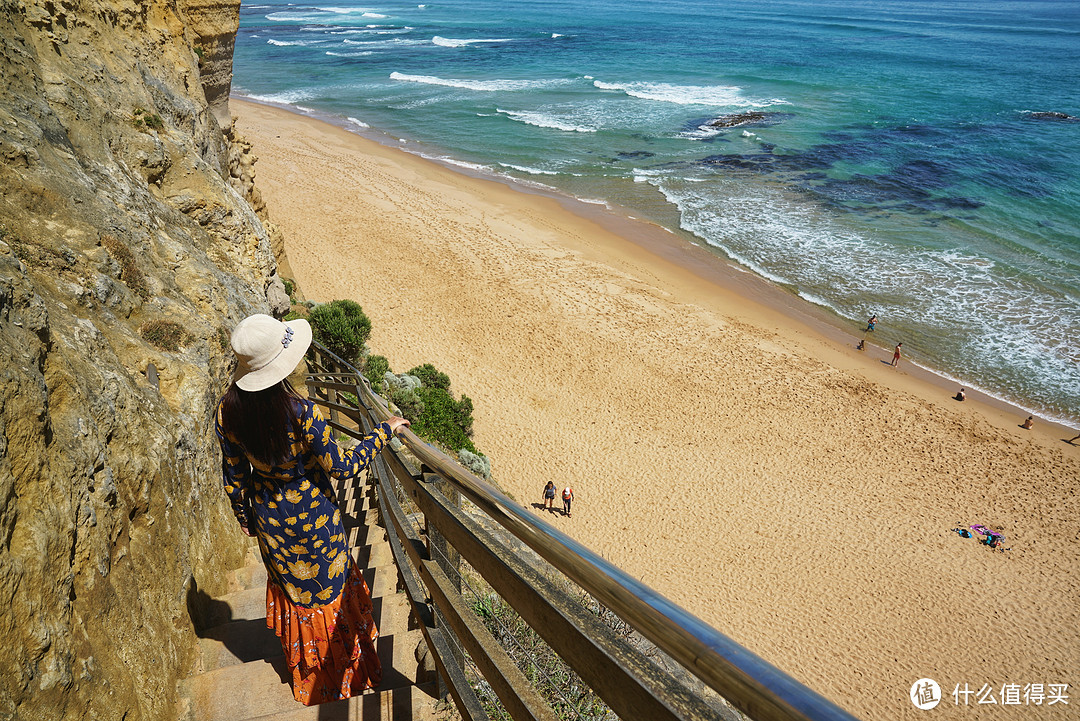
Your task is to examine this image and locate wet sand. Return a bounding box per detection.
[234,98,1080,720]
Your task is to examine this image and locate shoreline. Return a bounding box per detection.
[234,95,1076,440]
[231,96,1079,720]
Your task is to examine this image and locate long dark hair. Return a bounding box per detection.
[220,379,305,466]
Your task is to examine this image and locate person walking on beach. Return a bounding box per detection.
[891,342,903,367]
[561,486,575,517]
[543,481,556,512]
[1068,432,1080,444]
[866,314,877,332]
[215,314,411,706]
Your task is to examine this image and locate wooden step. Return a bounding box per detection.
[243,682,440,721]
[180,626,426,720]
[196,581,417,673]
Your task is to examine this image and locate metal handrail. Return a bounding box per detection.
[307,342,860,721]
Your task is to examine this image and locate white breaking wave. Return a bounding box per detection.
[432,36,512,47]
[239,90,316,104]
[346,117,370,128]
[326,50,374,56]
[592,79,784,108]
[318,7,388,16]
[498,162,559,175]
[551,33,564,38]
[495,108,597,133]
[267,38,327,47]
[389,72,559,92]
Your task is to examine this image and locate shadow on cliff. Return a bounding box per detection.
[186,576,290,683]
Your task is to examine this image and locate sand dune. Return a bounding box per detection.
[234,99,1079,720]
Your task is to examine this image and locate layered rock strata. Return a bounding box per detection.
[0,0,287,718]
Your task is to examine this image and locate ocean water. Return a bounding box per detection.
[232,0,1080,426]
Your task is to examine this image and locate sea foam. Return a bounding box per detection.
[495,108,597,133]
[592,79,782,108]
[390,72,558,92]
[432,36,512,47]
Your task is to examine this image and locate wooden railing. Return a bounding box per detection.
[306,340,861,721]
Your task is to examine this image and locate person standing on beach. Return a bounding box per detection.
[866,314,877,332]
[562,486,574,517]
[892,342,903,367]
[543,481,556,512]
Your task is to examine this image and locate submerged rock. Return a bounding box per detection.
[1023,111,1079,122]
[704,111,784,129]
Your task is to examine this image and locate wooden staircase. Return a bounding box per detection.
[178,472,444,720]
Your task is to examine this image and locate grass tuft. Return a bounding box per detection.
[140,320,192,352]
[101,234,150,300]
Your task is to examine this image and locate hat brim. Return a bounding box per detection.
[234,318,312,391]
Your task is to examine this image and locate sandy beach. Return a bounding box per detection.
[233,98,1079,719]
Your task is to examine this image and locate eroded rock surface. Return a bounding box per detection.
[0,1,287,718]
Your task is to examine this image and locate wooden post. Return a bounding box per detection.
[424,468,463,701]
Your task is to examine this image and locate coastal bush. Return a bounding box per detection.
[282,278,295,299]
[363,354,389,388]
[139,320,192,351]
[384,372,421,393]
[389,387,424,421]
[458,449,490,480]
[408,363,451,391]
[412,385,476,454]
[307,299,371,363]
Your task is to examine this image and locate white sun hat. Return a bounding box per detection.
[231,314,312,391]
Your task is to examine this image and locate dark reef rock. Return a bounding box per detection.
[1023,111,1079,122]
[706,111,771,128]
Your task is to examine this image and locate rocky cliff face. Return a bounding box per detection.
[0,0,287,718]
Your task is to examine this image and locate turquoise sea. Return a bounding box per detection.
[233,0,1080,426]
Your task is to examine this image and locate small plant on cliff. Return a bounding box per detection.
[101,234,150,300]
[140,320,192,352]
[307,299,371,363]
[132,107,165,132]
[194,46,205,59]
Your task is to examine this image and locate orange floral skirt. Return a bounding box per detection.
[265,561,382,705]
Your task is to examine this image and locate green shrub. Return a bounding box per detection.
[408,363,450,391]
[412,386,477,454]
[140,320,192,351]
[364,354,390,388]
[307,299,371,363]
[283,278,295,298]
[390,387,424,420]
[133,107,165,132]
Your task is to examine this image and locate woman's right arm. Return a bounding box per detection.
[303,401,409,479]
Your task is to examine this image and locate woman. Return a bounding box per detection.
[215,314,410,705]
[542,481,556,511]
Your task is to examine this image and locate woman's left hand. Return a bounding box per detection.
[387,416,411,436]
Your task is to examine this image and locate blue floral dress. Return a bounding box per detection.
[216,399,391,608]
[216,398,392,703]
